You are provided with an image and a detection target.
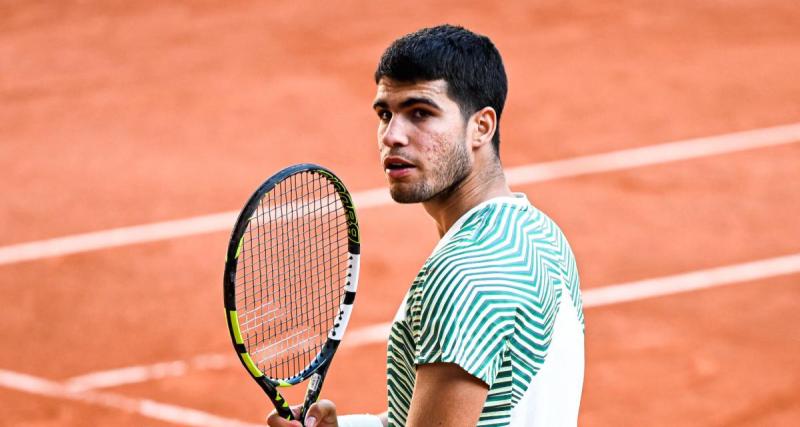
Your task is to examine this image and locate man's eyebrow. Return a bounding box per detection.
[399,97,441,111]
[372,99,388,110]
[372,97,442,111]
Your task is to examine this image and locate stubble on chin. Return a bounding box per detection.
[388,180,433,203]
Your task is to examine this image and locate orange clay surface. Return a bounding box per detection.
[1,1,800,426]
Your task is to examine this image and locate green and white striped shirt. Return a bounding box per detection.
[387,194,584,426]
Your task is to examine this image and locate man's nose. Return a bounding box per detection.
[380,116,409,148]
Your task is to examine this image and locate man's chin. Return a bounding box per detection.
[389,191,422,204]
[389,184,430,204]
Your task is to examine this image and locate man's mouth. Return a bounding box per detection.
[385,162,414,171]
[383,157,416,177]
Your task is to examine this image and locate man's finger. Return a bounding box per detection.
[265,408,303,427]
[304,400,338,427]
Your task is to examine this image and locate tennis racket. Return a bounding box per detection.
[223,163,360,422]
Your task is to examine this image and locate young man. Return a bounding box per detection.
[268,24,584,427]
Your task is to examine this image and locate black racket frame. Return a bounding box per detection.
[223,163,360,422]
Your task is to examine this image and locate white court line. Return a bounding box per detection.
[64,353,230,393]
[60,322,415,394]
[57,251,800,393]
[580,253,800,307]
[2,252,799,426]
[1,122,799,266]
[0,369,262,427]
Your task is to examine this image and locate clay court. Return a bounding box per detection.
[1,1,800,425]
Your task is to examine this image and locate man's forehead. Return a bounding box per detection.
[374,78,449,104]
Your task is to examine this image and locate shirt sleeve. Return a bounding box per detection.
[411,253,515,387]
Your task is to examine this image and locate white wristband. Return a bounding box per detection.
[337,414,383,427]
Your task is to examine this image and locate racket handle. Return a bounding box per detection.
[275,403,295,421]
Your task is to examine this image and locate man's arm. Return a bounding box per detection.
[405,362,489,427]
[266,362,486,427]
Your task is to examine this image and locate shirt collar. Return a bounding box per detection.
[434,193,529,252]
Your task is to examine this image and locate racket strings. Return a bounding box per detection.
[242,176,341,373]
[235,171,349,380]
[250,173,341,368]
[235,211,347,288]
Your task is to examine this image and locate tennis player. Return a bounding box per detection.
[268,24,585,427]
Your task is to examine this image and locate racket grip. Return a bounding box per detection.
[276,404,295,421]
[299,371,326,423]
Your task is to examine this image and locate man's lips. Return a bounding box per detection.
[383,156,414,169]
[383,156,416,178]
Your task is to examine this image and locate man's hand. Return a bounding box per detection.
[266,400,338,427]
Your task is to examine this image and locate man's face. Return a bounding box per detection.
[373,78,472,204]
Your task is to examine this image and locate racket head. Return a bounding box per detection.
[223,164,360,418]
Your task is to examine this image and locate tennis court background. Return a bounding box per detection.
[1,1,799,425]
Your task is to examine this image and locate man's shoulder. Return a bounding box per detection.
[418,204,530,287]
[419,198,576,295]
[433,200,543,259]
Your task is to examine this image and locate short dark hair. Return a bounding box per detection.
[374,25,508,155]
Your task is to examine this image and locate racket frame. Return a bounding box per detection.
[223,163,361,421]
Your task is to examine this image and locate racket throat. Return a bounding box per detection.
[300,369,328,422]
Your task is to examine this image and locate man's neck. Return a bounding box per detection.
[422,164,513,238]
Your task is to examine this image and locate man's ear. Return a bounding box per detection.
[469,107,497,149]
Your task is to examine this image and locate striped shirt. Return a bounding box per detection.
[387,194,584,426]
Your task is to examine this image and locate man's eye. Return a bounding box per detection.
[377,110,392,122]
[411,109,431,119]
